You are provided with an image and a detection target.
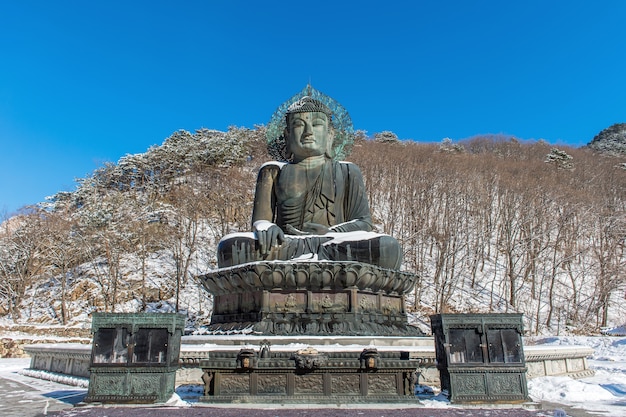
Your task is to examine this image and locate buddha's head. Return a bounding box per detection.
[284,96,335,162]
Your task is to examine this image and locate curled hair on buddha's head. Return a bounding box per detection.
[286,96,333,120]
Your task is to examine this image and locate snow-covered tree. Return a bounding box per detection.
[545,148,574,170]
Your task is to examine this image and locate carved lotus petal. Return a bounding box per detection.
[218,275,236,293]
[321,270,333,289]
[381,271,397,293]
[355,269,373,290]
[308,266,322,289]
[259,267,274,289]
[340,267,358,288]
[272,268,285,288]
[285,271,296,289]
[199,276,219,294]
[370,273,382,292]
[399,274,416,294]
[243,265,263,289]
[294,268,308,289]
[230,272,245,291]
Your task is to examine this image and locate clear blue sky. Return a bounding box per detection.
[1,1,625,215]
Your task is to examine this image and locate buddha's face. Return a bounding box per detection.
[286,112,333,162]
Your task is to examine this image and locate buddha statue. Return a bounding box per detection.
[217,93,402,270]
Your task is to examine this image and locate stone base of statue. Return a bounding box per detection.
[197,261,425,403]
[197,261,423,336]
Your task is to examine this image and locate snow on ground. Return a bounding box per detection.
[0,336,625,415]
[527,336,626,416]
[0,358,88,416]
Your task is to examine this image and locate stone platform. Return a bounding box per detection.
[197,261,422,336]
[23,336,594,392]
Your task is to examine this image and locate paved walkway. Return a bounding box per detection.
[0,373,599,417]
[0,374,85,417]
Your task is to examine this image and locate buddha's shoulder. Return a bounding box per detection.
[258,160,362,173]
[259,161,287,176]
[336,160,363,173]
[260,161,287,170]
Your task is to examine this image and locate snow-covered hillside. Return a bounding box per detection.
[0,130,624,336]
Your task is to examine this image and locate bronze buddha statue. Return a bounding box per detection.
[217,95,401,270]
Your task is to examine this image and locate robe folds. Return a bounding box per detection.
[217,159,401,269]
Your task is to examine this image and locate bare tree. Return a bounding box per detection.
[0,209,45,318]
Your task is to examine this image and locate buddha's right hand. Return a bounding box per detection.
[253,221,285,256]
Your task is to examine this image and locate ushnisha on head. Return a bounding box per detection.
[286,96,333,119]
[284,96,335,162]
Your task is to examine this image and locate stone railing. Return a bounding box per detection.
[22,338,595,388]
[24,343,91,378]
[523,345,595,379]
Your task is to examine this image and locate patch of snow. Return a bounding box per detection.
[527,336,626,416]
[19,369,89,388]
[164,392,191,407]
[602,325,626,336]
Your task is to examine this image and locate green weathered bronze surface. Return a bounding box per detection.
[207,89,418,337]
[266,85,355,162]
[430,313,530,404]
[85,312,186,404]
[199,348,422,404]
[217,93,402,270]
[198,261,422,336]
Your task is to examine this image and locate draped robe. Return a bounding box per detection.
[217,158,401,269]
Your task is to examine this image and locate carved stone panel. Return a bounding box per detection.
[489,373,522,395]
[257,374,286,395]
[568,358,584,372]
[547,359,567,374]
[526,361,546,378]
[131,373,161,396]
[72,359,90,377]
[216,294,239,315]
[221,374,250,394]
[381,296,402,314]
[454,374,486,396]
[33,356,48,370]
[367,374,397,394]
[246,291,262,313]
[312,292,348,313]
[357,294,378,313]
[51,357,65,373]
[331,374,360,394]
[270,292,306,313]
[294,374,324,394]
[93,374,126,396]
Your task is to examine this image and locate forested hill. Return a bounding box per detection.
[588,123,626,156]
[1,127,624,335]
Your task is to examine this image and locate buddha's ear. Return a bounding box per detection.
[283,128,293,161]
